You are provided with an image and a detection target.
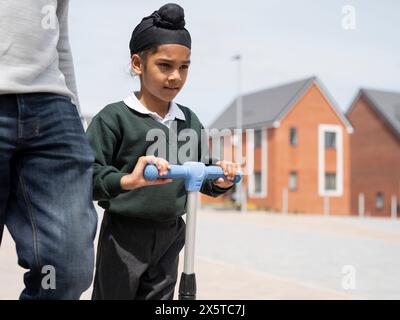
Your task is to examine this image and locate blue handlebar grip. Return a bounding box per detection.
[143,164,159,180]
[144,164,189,180]
[165,165,188,179]
[205,166,241,183]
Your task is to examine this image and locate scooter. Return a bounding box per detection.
[144,161,241,300]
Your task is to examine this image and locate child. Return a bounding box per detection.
[86,3,239,300]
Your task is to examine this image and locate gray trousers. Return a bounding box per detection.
[92,213,185,300]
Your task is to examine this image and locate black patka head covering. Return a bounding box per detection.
[129,3,191,55]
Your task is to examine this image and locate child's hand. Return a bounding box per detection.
[120,155,172,191]
[212,160,241,189]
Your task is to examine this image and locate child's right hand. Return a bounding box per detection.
[120,155,173,191]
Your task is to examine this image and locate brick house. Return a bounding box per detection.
[346,89,400,217]
[202,76,353,215]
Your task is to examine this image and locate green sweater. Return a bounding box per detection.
[86,101,232,221]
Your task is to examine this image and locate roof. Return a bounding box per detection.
[210,76,353,132]
[348,88,400,139]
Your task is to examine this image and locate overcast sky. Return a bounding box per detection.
[69,0,400,126]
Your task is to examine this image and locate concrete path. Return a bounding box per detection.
[1,207,399,299]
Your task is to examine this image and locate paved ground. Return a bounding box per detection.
[1,206,399,300]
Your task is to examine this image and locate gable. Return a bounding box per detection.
[210,77,353,133]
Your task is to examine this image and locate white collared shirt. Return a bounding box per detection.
[123,92,185,128]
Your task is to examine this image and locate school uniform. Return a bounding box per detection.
[87,93,232,299]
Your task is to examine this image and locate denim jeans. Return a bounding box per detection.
[0,93,97,300]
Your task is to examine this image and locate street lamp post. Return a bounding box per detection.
[233,54,244,212]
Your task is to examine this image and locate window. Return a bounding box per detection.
[289,171,297,191]
[325,132,336,149]
[248,129,267,198]
[319,125,343,197]
[290,128,297,146]
[254,171,262,193]
[219,137,224,160]
[376,192,384,210]
[254,129,262,148]
[325,173,336,191]
[217,134,231,161]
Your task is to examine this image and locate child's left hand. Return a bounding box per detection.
[213,160,241,189]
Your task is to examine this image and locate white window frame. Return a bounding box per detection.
[318,124,343,197]
[247,128,267,198]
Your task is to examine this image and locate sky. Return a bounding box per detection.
[69,0,400,126]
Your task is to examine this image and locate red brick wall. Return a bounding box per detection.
[266,84,351,215]
[202,83,352,215]
[347,96,400,217]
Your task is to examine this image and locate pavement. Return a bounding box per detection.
[1,206,400,300]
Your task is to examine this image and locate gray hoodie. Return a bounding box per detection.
[0,0,83,118]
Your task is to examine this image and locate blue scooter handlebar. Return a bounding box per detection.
[144,163,242,184]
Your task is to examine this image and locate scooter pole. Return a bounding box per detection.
[144,161,241,300]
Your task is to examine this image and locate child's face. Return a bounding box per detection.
[133,44,191,103]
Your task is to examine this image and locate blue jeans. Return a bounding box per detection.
[0,93,97,299]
